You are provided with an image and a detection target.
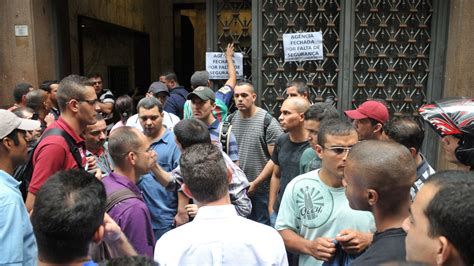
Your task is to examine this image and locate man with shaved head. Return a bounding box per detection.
[269,97,310,226]
[343,140,416,265]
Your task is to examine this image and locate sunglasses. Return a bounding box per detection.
[323,146,352,155]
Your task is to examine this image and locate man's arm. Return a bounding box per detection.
[25,192,36,212]
[248,159,275,196]
[279,229,336,261]
[268,164,281,215]
[98,102,113,115]
[335,229,373,254]
[174,191,190,227]
[102,213,137,257]
[227,162,252,217]
[225,43,237,89]
[150,162,173,188]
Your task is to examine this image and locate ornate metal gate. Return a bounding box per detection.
[213,0,447,118]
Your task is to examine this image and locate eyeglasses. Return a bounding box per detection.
[77,98,99,106]
[323,146,353,155]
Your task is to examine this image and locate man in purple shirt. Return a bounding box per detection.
[103,126,156,257]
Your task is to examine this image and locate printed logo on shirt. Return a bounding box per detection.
[293,178,333,229]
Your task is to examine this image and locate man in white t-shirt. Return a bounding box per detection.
[276,118,375,265]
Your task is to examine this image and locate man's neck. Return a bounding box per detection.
[288,126,308,143]
[88,147,103,156]
[0,158,14,176]
[114,167,139,184]
[239,105,257,119]
[147,126,166,143]
[197,194,232,208]
[205,116,216,126]
[415,153,423,166]
[318,168,343,188]
[59,114,83,136]
[38,256,92,266]
[373,199,410,232]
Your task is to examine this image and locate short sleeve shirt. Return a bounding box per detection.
[209,119,239,162]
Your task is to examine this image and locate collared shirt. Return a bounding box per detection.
[208,119,239,162]
[155,205,288,266]
[411,153,436,199]
[138,129,181,232]
[102,172,155,257]
[30,117,86,194]
[99,90,115,120]
[85,143,114,175]
[0,170,37,265]
[125,112,180,132]
[167,151,251,217]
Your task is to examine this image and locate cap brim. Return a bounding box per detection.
[344,110,368,120]
[187,92,205,101]
[17,118,41,131]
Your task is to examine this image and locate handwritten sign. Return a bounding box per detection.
[206,52,243,80]
[283,32,323,62]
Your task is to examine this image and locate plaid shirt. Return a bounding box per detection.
[166,151,251,217]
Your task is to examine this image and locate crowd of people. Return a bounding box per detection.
[1,43,474,266]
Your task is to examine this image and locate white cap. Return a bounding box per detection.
[0,109,41,139]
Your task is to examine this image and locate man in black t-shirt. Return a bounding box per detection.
[343,140,416,265]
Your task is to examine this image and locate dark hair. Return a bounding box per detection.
[100,256,158,266]
[424,170,474,265]
[115,95,134,123]
[3,128,20,145]
[26,89,48,113]
[108,126,142,166]
[174,119,211,149]
[304,103,339,122]
[13,82,33,103]
[136,97,163,113]
[286,80,308,96]
[163,72,179,84]
[31,169,106,264]
[89,73,103,79]
[235,80,255,90]
[40,80,59,93]
[318,118,356,146]
[57,75,94,112]
[383,116,425,153]
[180,143,228,203]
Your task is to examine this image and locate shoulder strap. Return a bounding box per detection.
[106,188,140,213]
[219,112,236,154]
[259,111,275,158]
[41,128,83,169]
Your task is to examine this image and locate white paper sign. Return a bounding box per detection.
[14,25,29,37]
[206,52,244,80]
[283,31,324,62]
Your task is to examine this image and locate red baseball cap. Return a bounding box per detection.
[344,100,389,124]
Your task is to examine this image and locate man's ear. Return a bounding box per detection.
[436,235,460,266]
[226,166,232,184]
[92,224,105,244]
[408,147,417,158]
[315,144,324,160]
[182,184,194,199]
[373,123,383,134]
[367,189,378,206]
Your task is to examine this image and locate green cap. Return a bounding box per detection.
[187,86,215,101]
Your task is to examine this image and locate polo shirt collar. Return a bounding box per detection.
[0,170,20,190]
[194,204,237,221]
[108,172,142,196]
[151,128,172,145]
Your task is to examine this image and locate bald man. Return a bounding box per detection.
[343,140,416,265]
[269,97,310,226]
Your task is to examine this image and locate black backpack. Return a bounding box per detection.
[219,111,273,156]
[15,128,83,201]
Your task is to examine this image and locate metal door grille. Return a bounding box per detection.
[353,0,433,116]
[261,0,342,115]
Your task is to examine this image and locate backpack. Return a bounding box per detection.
[219,111,273,156]
[15,128,83,201]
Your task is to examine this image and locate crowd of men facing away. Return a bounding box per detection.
[1,43,474,266]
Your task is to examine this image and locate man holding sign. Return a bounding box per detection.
[183,43,237,122]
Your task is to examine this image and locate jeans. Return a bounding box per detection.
[248,192,271,226]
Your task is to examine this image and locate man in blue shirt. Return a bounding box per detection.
[0,109,40,265]
[188,86,239,164]
[136,97,182,240]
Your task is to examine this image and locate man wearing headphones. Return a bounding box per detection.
[419,97,474,171]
